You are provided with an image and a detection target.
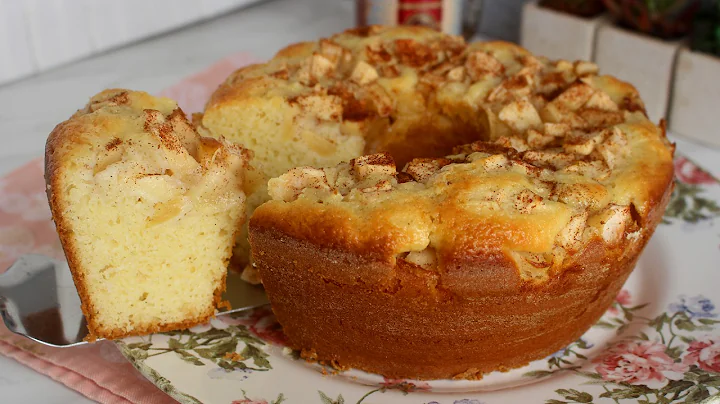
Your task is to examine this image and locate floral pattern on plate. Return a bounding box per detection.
[118,155,720,403]
[664,156,720,224]
[528,293,720,403]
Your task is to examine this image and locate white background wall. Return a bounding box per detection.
[0,0,261,85]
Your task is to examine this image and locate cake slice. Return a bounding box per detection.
[45,89,250,340]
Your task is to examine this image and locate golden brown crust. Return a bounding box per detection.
[250,169,671,379]
[46,117,105,340]
[250,228,638,379]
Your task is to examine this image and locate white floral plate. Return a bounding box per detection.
[118,156,720,404]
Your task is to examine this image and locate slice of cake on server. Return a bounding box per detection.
[45,89,250,340]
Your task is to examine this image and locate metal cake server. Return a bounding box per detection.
[0,254,269,347]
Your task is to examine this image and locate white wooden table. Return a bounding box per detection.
[0,0,717,402]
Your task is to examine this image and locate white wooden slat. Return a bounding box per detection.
[59,0,98,56]
[0,0,266,85]
[201,0,254,18]
[0,0,38,84]
[119,0,204,43]
[24,0,95,71]
[84,0,131,51]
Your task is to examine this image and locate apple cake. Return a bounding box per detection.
[241,26,675,379]
[45,89,250,340]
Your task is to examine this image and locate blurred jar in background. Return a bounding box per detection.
[356,0,483,39]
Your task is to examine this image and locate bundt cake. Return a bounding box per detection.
[200,25,490,279]
[45,90,250,340]
[199,25,667,283]
[239,26,675,379]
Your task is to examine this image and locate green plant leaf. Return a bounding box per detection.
[545,400,567,404]
[193,339,237,361]
[686,385,710,402]
[195,328,231,341]
[680,335,695,344]
[582,380,609,386]
[684,370,703,382]
[661,379,694,393]
[697,373,715,384]
[638,332,650,340]
[523,370,554,378]
[230,326,266,345]
[599,387,645,399]
[217,359,242,371]
[318,391,344,404]
[130,349,148,360]
[594,320,615,329]
[698,318,720,325]
[318,390,332,404]
[217,360,232,371]
[271,393,286,404]
[175,350,204,366]
[663,180,720,223]
[629,303,650,311]
[184,337,199,349]
[669,195,688,215]
[242,343,272,369]
[650,313,668,332]
[704,378,720,387]
[126,342,152,350]
[193,348,215,360]
[575,370,604,380]
[675,318,697,331]
[168,338,184,350]
[665,345,683,360]
[556,388,593,403]
[207,339,238,358]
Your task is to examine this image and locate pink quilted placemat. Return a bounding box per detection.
[0,52,259,404]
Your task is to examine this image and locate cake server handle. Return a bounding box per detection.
[0,254,269,348]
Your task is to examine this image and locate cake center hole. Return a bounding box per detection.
[362,111,488,169]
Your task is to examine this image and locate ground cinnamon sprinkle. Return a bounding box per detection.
[328,85,372,121]
[394,39,436,68]
[105,137,122,151]
[107,91,129,105]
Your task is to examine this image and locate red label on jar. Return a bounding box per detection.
[397,0,443,31]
